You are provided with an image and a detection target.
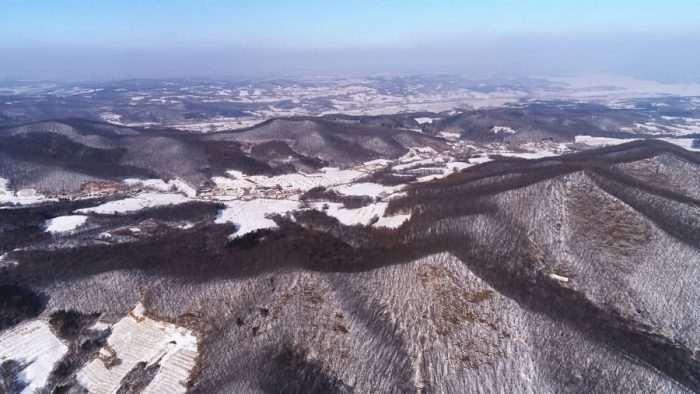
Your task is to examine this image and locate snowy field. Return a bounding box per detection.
[215,199,300,237]
[76,193,191,215]
[575,135,700,151]
[45,215,88,233]
[491,125,517,134]
[497,151,563,159]
[0,177,54,206]
[217,168,364,193]
[0,320,68,394]
[77,303,198,394]
[309,201,410,228]
[332,182,402,197]
[215,198,411,238]
[414,117,434,124]
[124,178,198,197]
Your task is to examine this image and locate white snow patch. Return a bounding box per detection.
[178,222,195,230]
[374,213,411,229]
[416,174,446,183]
[575,135,700,152]
[0,178,54,206]
[0,253,16,269]
[235,169,362,189]
[0,178,11,200]
[414,117,434,125]
[439,131,461,141]
[386,191,408,200]
[0,320,69,394]
[364,159,392,166]
[491,125,516,134]
[313,202,387,226]
[215,199,300,237]
[77,302,198,394]
[446,161,474,171]
[333,182,401,197]
[549,273,570,283]
[362,159,392,170]
[468,156,493,165]
[45,215,88,233]
[658,138,700,152]
[311,201,410,228]
[124,179,173,192]
[497,151,560,160]
[76,193,190,215]
[124,178,197,197]
[132,301,147,317]
[89,321,111,332]
[99,112,122,124]
[575,135,638,147]
[213,168,364,198]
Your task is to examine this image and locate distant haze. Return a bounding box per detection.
[1,0,699,82]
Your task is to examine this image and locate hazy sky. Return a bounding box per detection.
[1,0,699,81]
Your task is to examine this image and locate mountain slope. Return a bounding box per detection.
[1,140,699,392]
[205,117,445,165]
[0,118,446,193]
